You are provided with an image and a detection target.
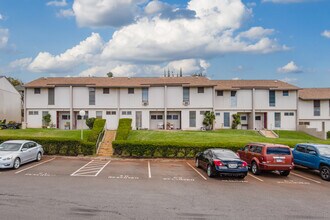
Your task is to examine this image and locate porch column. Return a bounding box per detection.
[296,90,299,130]
[252,88,256,130]
[23,87,27,129]
[70,86,73,130]
[164,85,167,130]
[117,88,120,125]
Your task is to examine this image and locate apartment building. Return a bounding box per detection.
[23,77,303,131]
[0,76,22,123]
[298,88,330,133]
[213,80,299,130]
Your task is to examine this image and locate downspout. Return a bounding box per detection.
[117,88,120,125]
[70,86,73,130]
[164,85,167,130]
[252,88,256,130]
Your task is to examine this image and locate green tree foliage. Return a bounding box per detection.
[107,72,114,77]
[203,112,215,130]
[43,113,52,126]
[231,114,241,129]
[86,117,96,129]
[7,77,23,86]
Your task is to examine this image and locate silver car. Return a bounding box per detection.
[0,140,44,169]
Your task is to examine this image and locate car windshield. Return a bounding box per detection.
[266,147,291,155]
[0,143,22,152]
[317,146,330,157]
[213,150,239,159]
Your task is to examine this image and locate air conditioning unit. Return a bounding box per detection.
[142,101,149,106]
[183,101,190,106]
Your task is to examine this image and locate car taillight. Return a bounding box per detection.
[242,161,248,167]
[213,160,223,166]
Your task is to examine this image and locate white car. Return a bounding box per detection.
[0,140,44,169]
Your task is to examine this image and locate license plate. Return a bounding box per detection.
[228,163,238,168]
[276,159,283,163]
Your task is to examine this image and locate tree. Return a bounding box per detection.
[107,72,114,77]
[231,114,241,129]
[7,77,23,87]
[203,112,215,130]
[43,113,52,127]
[86,117,96,129]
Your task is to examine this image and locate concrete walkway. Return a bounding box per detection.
[97,130,116,157]
[259,129,278,139]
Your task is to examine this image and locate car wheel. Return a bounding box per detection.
[13,158,20,169]
[195,159,199,168]
[320,166,330,181]
[207,165,214,178]
[279,170,290,176]
[251,162,260,175]
[36,152,42,162]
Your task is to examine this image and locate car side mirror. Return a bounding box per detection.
[21,148,28,152]
[309,151,317,155]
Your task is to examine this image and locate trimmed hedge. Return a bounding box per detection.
[328,131,330,139]
[115,118,132,140]
[87,118,106,142]
[0,136,95,156]
[112,140,243,158]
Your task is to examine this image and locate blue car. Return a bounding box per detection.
[292,144,330,181]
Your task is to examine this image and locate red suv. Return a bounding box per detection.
[237,143,294,176]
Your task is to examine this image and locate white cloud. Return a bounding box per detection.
[47,0,68,7]
[28,33,104,73]
[262,0,315,3]
[0,13,3,20]
[9,58,33,70]
[238,27,274,40]
[57,9,75,18]
[280,77,298,84]
[321,30,330,38]
[277,61,303,73]
[73,0,147,28]
[0,28,9,49]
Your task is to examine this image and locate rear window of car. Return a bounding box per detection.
[266,147,291,155]
[213,150,239,159]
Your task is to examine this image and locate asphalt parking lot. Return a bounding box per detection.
[0,156,329,220]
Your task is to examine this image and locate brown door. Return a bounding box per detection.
[264,113,268,129]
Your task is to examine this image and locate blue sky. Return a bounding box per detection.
[0,0,329,87]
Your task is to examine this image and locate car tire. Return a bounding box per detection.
[36,152,42,162]
[195,159,199,168]
[320,166,330,181]
[251,162,261,175]
[279,170,290,176]
[13,158,20,170]
[207,165,214,178]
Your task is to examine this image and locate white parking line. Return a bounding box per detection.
[248,173,264,182]
[186,162,207,181]
[71,160,110,177]
[291,172,321,184]
[148,161,151,178]
[15,158,56,174]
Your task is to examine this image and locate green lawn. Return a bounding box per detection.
[127,129,330,147]
[0,128,92,142]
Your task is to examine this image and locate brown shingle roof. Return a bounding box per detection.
[214,80,299,91]
[299,88,330,100]
[24,76,215,88]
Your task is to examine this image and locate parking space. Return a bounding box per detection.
[71,159,111,177]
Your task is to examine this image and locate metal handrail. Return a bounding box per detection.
[96,124,106,155]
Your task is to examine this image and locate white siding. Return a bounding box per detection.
[0,78,21,122]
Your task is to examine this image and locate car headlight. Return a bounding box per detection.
[3,156,13,161]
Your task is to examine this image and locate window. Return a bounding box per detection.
[197,87,204,93]
[77,111,88,120]
[266,147,291,155]
[296,145,306,153]
[122,111,132,115]
[151,115,157,120]
[231,91,237,97]
[231,91,237,108]
[284,112,294,116]
[283,90,289,96]
[314,100,321,116]
[200,111,205,115]
[128,88,134,94]
[61,115,70,120]
[255,116,261,120]
[167,115,172,120]
[157,115,163,120]
[306,146,317,154]
[241,116,247,121]
[255,146,262,154]
[173,115,179,120]
[299,122,310,126]
[28,111,39,115]
[215,112,220,116]
[48,88,55,105]
[224,112,230,127]
[217,91,223,96]
[34,88,41,94]
[96,111,103,119]
[89,88,95,105]
[275,112,281,128]
[106,111,116,115]
[142,88,149,103]
[28,142,37,148]
[103,88,110,94]
[183,87,190,102]
[189,111,196,127]
[269,90,276,107]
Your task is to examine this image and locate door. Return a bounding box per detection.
[28,142,38,162]
[238,145,249,162]
[304,146,319,169]
[136,111,142,129]
[224,112,230,128]
[293,145,306,165]
[264,113,268,129]
[274,112,281,129]
[20,143,32,163]
[255,115,263,130]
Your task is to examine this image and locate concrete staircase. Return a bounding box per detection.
[97,130,116,157]
[259,129,279,139]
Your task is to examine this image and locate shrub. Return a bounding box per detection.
[203,112,215,130]
[231,114,241,129]
[87,118,106,142]
[86,117,96,129]
[0,136,96,156]
[115,118,132,140]
[43,113,51,126]
[327,131,330,139]
[112,140,243,158]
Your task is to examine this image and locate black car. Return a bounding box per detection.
[195,149,248,178]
